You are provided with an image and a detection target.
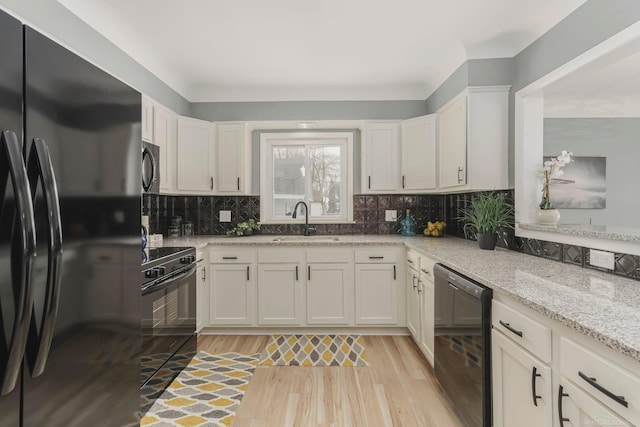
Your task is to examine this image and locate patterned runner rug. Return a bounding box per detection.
[141,351,260,427]
[259,334,368,367]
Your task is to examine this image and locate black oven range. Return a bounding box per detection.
[140,246,196,406]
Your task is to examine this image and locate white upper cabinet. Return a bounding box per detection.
[141,95,154,142]
[363,115,437,193]
[216,123,246,194]
[363,122,400,192]
[154,104,176,192]
[438,95,467,189]
[401,114,437,191]
[177,116,216,193]
[438,86,510,191]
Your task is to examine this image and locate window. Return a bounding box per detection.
[260,132,353,223]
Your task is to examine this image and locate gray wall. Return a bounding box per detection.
[0,0,190,115]
[424,58,513,113]
[191,101,427,122]
[544,118,640,227]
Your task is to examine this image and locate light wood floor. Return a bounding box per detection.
[198,335,463,427]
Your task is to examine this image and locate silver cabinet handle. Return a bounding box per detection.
[210,177,214,190]
[457,167,464,184]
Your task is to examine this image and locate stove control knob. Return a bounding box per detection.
[180,255,195,264]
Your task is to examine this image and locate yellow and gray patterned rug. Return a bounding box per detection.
[141,351,260,427]
[259,334,368,367]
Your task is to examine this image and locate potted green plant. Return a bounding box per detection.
[226,219,261,237]
[457,192,514,250]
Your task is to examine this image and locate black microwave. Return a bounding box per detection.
[142,141,159,193]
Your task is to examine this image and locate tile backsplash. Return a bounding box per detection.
[142,190,639,282]
[142,193,447,237]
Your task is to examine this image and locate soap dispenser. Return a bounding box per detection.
[399,208,417,236]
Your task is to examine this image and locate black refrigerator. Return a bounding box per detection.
[1,8,141,427]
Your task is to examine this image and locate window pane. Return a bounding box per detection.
[309,145,342,216]
[272,146,305,217]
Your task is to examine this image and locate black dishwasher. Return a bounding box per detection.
[433,264,492,427]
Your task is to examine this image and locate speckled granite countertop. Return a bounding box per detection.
[519,223,640,242]
[165,234,640,363]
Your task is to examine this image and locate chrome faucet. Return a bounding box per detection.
[292,201,315,236]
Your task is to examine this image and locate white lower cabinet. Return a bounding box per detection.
[417,270,434,366]
[492,329,552,427]
[354,263,398,325]
[558,379,631,427]
[257,263,304,325]
[196,261,207,332]
[493,295,640,427]
[355,248,399,325]
[209,263,254,325]
[306,263,352,325]
[406,264,420,340]
[209,251,256,325]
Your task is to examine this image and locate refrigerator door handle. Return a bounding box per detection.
[25,138,63,377]
[0,131,37,395]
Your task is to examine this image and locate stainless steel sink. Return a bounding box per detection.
[271,236,340,242]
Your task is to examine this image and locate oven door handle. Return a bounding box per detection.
[142,263,196,295]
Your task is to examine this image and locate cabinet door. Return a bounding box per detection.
[307,264,351,324]
[406,269,420,340]
[363,122,400,192]
[492,330,552,427]
[177,116,215,192]
[141,95,153,142]
[355,263,397,325]
[401,114,437,190]
[257,263,303,325]
[438,95,467,189]
[216,123,244,193]
[209,263,255,325]
[196,263,207,332]
[558,380,631,427]
[418,275,434,366]
[155,105,176,192]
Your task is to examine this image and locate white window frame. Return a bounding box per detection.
[260,132,354,224]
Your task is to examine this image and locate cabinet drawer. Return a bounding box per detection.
[418,254,436,280]
[355,248,397,263]
[492,300,552,363]
[87,247,122,264]
[406,250,420,270]
[561,337,640,424]
[306,248,353,263]
[210,250,255,264]
[258,248,303,263]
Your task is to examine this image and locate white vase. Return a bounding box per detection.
[537,208,560,225]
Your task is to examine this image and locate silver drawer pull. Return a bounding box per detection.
[222,256,237,260]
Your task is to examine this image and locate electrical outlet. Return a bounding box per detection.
[219,210,232,222]
[385,210,397,222]
[589,249,614,270]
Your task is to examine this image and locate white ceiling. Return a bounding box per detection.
[544,36,640,117]
[58,0,586,102]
